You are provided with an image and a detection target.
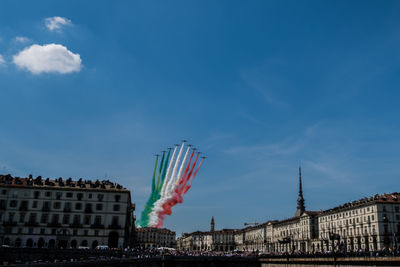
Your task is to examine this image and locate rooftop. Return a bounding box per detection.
[0,174,129,192]
[320,192,400,215]
[136,227,175,234]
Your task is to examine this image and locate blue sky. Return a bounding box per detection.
[1,0,400,235]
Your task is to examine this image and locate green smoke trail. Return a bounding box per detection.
[136,149,171,227]
[136,155,159,227]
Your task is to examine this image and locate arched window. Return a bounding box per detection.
[71,240,77,248]
[92,240,99,249]
[37,238,45,248]
[15,238,22,247]
[26,238,33,248]
[48,239,56,248]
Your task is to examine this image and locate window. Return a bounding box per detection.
[85,203,92,212]
[77,193,83,200]
[12,191,18,198]
[29,213,37,223]
[53,202,61,209]
[43,201,50,211]
[40,228,45,234]
[396,206,399,213]
[1,189,7,195]
[97,194,104,202]
[94,215,101,225]
[19,213,26,223]
[75,203,82,210]
[115,195,121,202]
[52,229,56,235]
[52,214,59,224]
[372,215,375,221]
[20,200,28,209]
[32,201,38,208]
[113,204,120,211]
[64,202,72,211]
[66,192,73,198]
[41,214,48,224]
[73,215,81,224]
[383,206,387,212]
[10,200,18,207]
[84,230,88,235]
[73,229,78,235]
[88,193,92,199]
[63,215,70,224]
[84,215,91,225]
[56,192,62,200]
[45,191,51,197]
[95,230,99,236]
[112,216,119,225]
[96,203,103,211]
[8,213,15,223]
[34,191,40,199]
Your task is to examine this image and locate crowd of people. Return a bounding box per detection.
[2,246,400,266]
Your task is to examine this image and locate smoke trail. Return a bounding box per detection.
[148,146,178,226]
[183,157,204,194]
[165,142,185,194]
[156,152,202,227]
[135,155,159,227]
[157,145,190,219]
[155,151,165,192]
[137,142,205,228]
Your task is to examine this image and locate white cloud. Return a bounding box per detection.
[45,16,72,32]
[13,44,82,74]
[0,54,5,65]
[15,36,30,43]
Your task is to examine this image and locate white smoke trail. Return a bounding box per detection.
[149,145,178,226]
[175,146,190,187]
[165,142,185,194]
[149,145,191,228]
[160,146,178,197]
[162,144,189,208]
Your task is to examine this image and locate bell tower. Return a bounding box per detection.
[210,216,215,232]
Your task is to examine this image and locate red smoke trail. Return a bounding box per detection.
[183,157,204,194]
[157,151,200,228]
[159,153,202,222]
[179,150,195,186]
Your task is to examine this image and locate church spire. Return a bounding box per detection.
[210,216,215,232]
[294,166,305,217]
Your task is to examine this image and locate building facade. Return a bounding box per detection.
[0,174,135,249]
[177,167,400,253]
[177,218,235,251]
[317,194,400,252]
[135,227,176,248]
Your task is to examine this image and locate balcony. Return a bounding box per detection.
[25,222,39,227]
[69,223,83,228]
[3,221,17,227]
[108,224,121,229]
[47,222,61,227]
[90,223,104,229]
